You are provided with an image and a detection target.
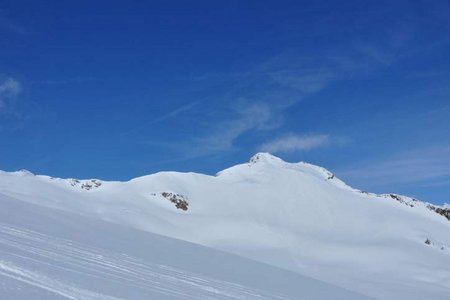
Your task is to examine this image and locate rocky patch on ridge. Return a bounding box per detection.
[427,204,450,221]
[68,179,102,190]
[380,193,450,222]
[384,194,418,208]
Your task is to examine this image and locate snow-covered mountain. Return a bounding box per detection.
[1,153,449,299]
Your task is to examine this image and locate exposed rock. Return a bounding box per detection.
[380,194,449,222]
[161,192,189,211]
[389,194,402,201]
[69,179,80,187]
[427,204,450,221]
[81,182,93,190]
[385,194,416,207]
[69,179,102,190]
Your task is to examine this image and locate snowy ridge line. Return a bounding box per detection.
[3,153,448,215]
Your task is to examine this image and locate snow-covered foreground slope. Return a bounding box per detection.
[0,193,369,300]
[0,153,449,299]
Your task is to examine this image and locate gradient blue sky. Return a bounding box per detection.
[1,0,449,204]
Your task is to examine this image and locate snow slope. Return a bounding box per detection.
[0,153,449,299]
[0,193,369,300]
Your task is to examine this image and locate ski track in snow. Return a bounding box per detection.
[0,223,289,300]
[0,260,120,300]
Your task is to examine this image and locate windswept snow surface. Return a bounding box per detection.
[1,153,449,299]
[0,193,368,300]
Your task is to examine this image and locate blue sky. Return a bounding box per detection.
[1,0,449,204]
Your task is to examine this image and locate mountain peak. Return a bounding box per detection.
[248,152,284,164]
[14,169,35,176]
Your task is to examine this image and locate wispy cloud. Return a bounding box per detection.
[269,69,335,94]
[259,134,331,153]
[419,179,450,188]
[339,146,450,187]
[187,102,276,156]
[0,77,22,113]
[182,46,391,156]
[163,46,401,158]
[153,101,200,124]
[142,101,278,161]
[155,17,420,161]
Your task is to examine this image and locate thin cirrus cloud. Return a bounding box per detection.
[144,101,277,161]
[186,43,407,156]
[159,21,418,160]
[152,101,201,124]
[338,145,450,188]
[186,102,276,157]
[0,77,22,112]
[177,56,343,157]
[259,134,331,154]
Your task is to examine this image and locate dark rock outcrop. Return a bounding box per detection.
[161,192,189,211]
